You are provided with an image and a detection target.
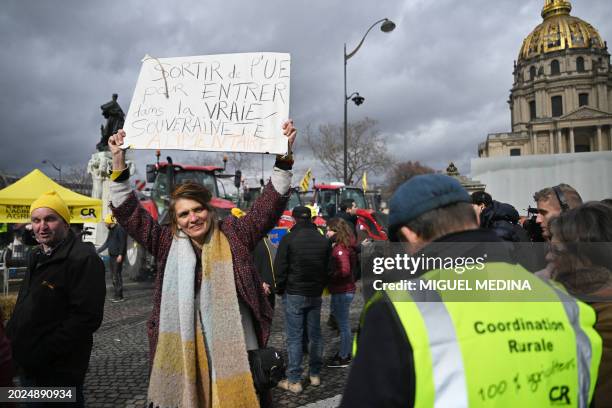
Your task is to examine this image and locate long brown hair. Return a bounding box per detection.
[327,218,355,248]
[167,182,216,236]
[549,201,612,295]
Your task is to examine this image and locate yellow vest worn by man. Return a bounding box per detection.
[353,262,602,407]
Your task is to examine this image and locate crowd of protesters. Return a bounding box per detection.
[0,118,611,407]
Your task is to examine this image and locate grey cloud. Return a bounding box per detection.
[0,0,610,188]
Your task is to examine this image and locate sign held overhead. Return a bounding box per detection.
[123,52,291,155]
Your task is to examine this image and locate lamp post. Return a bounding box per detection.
[344,18,395,185]
[42,159,62,182]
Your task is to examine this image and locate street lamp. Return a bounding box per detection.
[344,18,395,185]
[42,159,62,182]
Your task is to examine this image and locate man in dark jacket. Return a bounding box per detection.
[274,205,332,394]
[471,192,542,271]
[7,191,105,407]
[337,198,358,234]
[472,191,529,242]
[342,176,600,407]
[97,214,127,302]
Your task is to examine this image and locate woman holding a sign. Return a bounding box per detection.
[107,123,296,408]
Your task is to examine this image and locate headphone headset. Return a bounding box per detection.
[552,185,570,212]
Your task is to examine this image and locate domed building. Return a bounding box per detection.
[478,0,612,157]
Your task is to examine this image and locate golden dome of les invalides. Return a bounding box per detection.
[519,0,605,61]
[478,0,612,159]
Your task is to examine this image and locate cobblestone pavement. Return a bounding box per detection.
[84,281,153,408]
[84,279,364,407]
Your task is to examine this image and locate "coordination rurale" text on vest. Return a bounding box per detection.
[474,318,565,353]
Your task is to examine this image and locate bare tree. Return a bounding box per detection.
[62,164,94,195]
[63,165,92,185]
[384,160,435,198]
[306,117,391,185]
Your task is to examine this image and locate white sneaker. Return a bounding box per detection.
[277,379,303,394]
[309,375,321,386]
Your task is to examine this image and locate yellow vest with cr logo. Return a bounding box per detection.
[354,262,602,407]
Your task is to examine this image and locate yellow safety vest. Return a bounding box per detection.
[354,262,602,407]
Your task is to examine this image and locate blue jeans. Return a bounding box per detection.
[331,292,354,359]
[283,294,323,383]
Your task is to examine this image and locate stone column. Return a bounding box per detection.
[531,132,537,154]
[87,151,135,246]
[557,129,563,153]
[549,129,554,154]
[569,128,575,153]
[597,126,603,151]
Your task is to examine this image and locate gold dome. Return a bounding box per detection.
[519,0,605,61]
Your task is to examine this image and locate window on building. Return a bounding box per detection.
[550,60,560,75]
[510,148,521,156]
[551,96,563,117]
[530,66,536,81]
[529,100,537,120]
[576,57,585,72]
[579,93,589,107]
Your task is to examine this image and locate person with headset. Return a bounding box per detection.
[533,183,583,241]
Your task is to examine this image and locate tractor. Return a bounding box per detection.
[313,182,387,241]
[123,156,237,280]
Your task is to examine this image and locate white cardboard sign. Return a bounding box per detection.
[123,52,291,155]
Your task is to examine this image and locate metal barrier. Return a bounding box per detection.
[1,247,28,296]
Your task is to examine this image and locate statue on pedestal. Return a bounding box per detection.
[446,162,459,176]
[96,94,125,152]
[87,95,133,248]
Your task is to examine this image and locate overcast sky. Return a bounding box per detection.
[1,0,610,184]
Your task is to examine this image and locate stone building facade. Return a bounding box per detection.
[478,0,612,158]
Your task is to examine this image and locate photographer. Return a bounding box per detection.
[533,184,582,241]
[471,191,529,243]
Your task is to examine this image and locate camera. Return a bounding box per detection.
[523,207,544,242]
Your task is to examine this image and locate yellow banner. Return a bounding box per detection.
[0,204,101,224]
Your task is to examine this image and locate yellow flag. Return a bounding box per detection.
[362,172,368,193]
[300,168,312,192]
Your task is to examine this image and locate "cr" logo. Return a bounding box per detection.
[549,385,570,405]
[80,208,97,218]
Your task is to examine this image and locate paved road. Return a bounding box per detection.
[84,280,363,407]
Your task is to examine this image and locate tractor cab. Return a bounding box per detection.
[314,182,367,219]
[146,161,235,223]
[313,182,387,241]
[125,158,236,281]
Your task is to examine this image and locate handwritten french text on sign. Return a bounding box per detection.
[123,53,291,155]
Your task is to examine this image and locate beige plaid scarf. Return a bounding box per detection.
[147,228,259,408]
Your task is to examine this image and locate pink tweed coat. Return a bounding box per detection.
[112,182,288,361]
